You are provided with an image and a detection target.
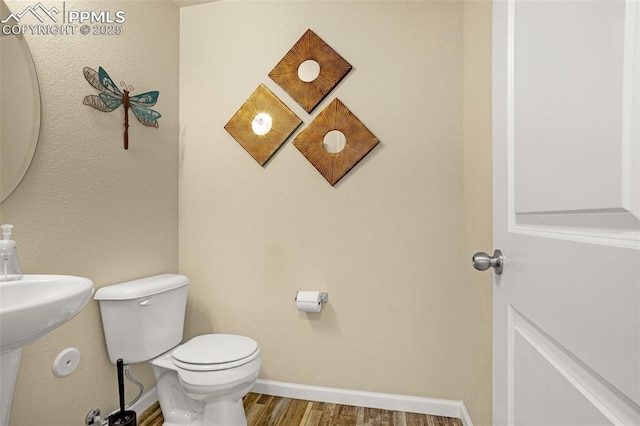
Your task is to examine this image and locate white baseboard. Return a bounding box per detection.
[252,379,473,426]
[132,381,474,426]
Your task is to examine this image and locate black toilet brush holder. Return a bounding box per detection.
[108,359,137,426]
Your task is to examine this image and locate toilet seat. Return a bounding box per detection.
[172,334,259,371]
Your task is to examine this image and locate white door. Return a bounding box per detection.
[492,0,640,424]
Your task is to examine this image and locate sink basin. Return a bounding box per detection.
[0,274,94,426]
[0,274,94,351]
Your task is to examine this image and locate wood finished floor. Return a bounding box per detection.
[137,393,463,426]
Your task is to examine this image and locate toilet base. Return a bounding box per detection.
[159,401,246,426]
[156,371,249,426]
[152,356,260,426]
[202,398,247,426]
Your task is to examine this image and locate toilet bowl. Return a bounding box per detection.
[94,274,261,426]
[151,335,261,426]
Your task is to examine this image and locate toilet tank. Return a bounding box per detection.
[94,274,188,364]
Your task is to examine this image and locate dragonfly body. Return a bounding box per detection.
[123,90,130,149]
[83,67,161,149]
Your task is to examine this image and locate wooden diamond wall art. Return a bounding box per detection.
[293,99,379,186]
[224,84,302,166]
[269,29,352,114]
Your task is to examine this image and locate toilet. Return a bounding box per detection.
[94,274,261,426]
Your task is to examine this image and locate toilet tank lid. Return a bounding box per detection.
[94,273,188,301]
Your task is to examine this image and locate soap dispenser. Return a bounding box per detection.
[0,224,23,281]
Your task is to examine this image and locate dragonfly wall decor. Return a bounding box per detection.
[83,66,161,150]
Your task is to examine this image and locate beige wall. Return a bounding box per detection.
[461,0,493,424]
[1,1,179,424]
[180,1,491,424]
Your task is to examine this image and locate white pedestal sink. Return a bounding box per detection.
[0,275,94,426]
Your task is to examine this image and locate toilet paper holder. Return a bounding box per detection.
[295,291,328,304]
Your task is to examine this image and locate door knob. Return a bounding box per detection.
[472,249,503,275]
